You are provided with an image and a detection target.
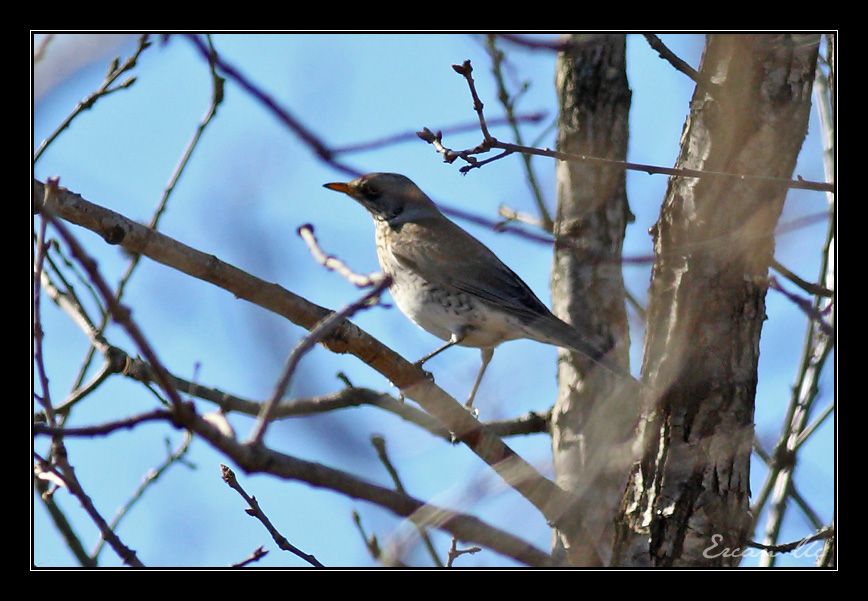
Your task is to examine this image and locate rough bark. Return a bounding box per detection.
[549,34,635,566]
[612,34,820,567]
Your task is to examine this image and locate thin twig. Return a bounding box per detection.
[794,403,834,450]
[92,433,194,561]
[34,452,144,567]
[642,34,716,91]
[297,224,383,287]
[57,360,115,415]
[446,536,482,567]
[45,240,105,334]
[248,275,391,445]
[34,35,150,163]
[485,35,553,231]
[231,546,269,568]
[220,465,325,567]
[371,435,444,567]
[770,258,834,298]
[453,60,493,144]
[752,439,825,534]
[34,409,172,437]
[33,213,54,424]
[746,525,833,553]
[419,59,833,193]
[35,478,97,567]
[352,510,408,567]
[33,33,56,64]
[768,277,833,336]
[72,34,225,393]
[185,34,358,177]
[331,112,546,155]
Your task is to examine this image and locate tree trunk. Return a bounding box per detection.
[550,33,634,566]
[612,34,820,567]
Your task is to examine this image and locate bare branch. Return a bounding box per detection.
[33,212,54,423]
[40,189,185,411]
[221,464,325,568]
[352,510,407,567]
[371,435,444,567]
[34,34,56,63]
[231,546,269,568]
[419,59,834,194]
[332,112,545,155]
[642,34,715,91]
[229,546,268,568]
[92,433,194,561]
[485,35,553,231]
[794,402,834,449]
[297,224,384,287]
[768,277,833,336]
[34,453,144,567]
[770,258,834,298]
[38,273,547,443]
[249,229,391,444]
[34,409,172,438]
[34,35,150,163]
[746,526,834,554]
[35,479,97,567]
[446,536,482,567]
[72,34,225,393]
[156,407,554,568]
[452,60,494,142]
[33,179,586,538]
[185,34,358,178]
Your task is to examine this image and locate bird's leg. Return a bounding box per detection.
[414,331,465,368]
[465,347,494,409]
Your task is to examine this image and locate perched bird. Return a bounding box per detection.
[325,173,629,408]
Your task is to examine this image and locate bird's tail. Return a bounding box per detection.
[523,314,635,382]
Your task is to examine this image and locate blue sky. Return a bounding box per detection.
[33,33,833,568]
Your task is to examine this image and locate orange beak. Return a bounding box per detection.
[323,182,352,194]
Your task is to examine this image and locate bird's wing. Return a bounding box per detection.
[389,218,553,324]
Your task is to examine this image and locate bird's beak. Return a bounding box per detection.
[323,182,352,195]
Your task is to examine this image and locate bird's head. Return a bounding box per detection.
[324,173,439,224]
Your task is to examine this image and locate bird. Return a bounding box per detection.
[324,172,631,408]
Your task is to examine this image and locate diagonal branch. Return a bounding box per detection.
[371,435,444,567]
[34,35,150,163]
[642,34,716,91]
[34,179,582,544]
[221,465,325,567]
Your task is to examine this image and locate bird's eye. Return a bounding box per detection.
[359,181,380,199]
